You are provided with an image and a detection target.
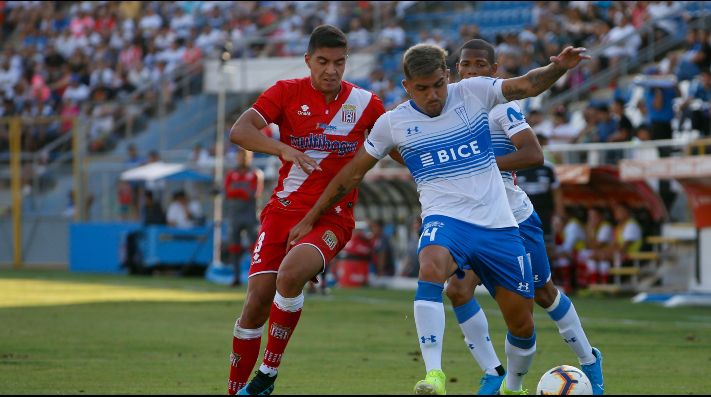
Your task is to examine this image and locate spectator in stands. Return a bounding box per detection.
[552,207,587,292]
[62,74,90,103]
[378,18,406,53]
[166,189,194,229]
[635,66,679,212]
[594,103,617,143]
[369,219,395,277]
[124,143,144,167]
[546,105,580,145]
[609,98,634,142]
[515,134,565,242]
[117,180,135,220]
[590,203,643,279]
[581,206,615,285]
[147,149,160,163]
[679,68,711,136]
[141,188,166,224]
[223,148,263,287]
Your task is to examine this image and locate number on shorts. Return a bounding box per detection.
[252,232,266,262]
[419,227,438,245]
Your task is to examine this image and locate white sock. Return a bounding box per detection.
[415,300,445,372]
[545,290,595,365]
[504,332,536,391]
[454,300,501,376]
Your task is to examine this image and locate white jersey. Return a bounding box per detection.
[365,77,517,229]
[488,101,535,224]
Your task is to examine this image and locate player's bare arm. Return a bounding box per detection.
[495,129,544,172]
[501,46,590,101]
[230,109,322,174]
[286,146,379,248]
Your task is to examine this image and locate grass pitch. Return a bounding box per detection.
[1,270,710,394]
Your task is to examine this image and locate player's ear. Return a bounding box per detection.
[401,79,410,96]
[491,63,498,76]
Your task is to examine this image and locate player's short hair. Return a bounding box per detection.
[459,39,496,64]
[307,25,348,54]
[403,44,448,80]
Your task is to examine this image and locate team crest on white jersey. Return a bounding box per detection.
[341,104,356,123]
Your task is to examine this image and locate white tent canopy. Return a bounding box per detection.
[120,162,211,183]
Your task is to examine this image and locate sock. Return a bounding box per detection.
[260,292,304,375]
[504,331,536,391]
[545,290,595,365]
[228,321,264,394]
[453,298,502,376]
[414,281,445,373]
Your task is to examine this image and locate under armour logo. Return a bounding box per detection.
[406,126,420,135]
[420,335,437,344]
[564,337,578,344]
[517,282,529,292]
[468,343,475,350]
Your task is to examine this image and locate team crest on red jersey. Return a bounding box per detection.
[322,230,338,250]
[341,104,357,124]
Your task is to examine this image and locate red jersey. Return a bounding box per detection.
[251,77,385,227]
[224,168,260,201]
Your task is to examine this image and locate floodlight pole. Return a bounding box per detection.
[211,47,231,271]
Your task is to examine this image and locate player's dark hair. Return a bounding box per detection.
[307,25,348,55]
[403,44,448,80]
[459,39,496,64]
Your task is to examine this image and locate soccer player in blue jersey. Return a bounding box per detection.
[446,39,604,395]
[287,43,589,395]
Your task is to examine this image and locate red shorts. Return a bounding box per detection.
[248,207,353,277]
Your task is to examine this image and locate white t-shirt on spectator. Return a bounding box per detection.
[139,13,163,33]
[158,46,186,74]
[0,66,21,93]
[155,30,177,50]
[596,223,614,244]
[167,202,194,229]
[348,28,370,50]
[561,220,586,254]
[547,122,580,145]
[621,220,642,243]
[170,14,195,38]
[380,25,406,48]
[63,84,90,102]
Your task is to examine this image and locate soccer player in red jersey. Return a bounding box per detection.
[224,149,264,287]
[226,25,386,395]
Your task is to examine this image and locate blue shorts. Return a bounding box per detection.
[519,211,552,289]
[418,215,534,299]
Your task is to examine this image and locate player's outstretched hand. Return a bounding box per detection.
[286,219,314,253]
[280,146,322,174]
[549,46,590,70]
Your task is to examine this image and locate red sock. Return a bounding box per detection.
[261,294,303,371]
[228,322,263,394]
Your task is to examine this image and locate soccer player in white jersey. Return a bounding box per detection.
[445,39,604,395]
[287,43,589,395]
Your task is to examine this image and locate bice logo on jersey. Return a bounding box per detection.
[297,104,311,116]
[341,104,356,123]
[419,140,481,167]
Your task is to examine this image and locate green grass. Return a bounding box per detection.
[1,270,711,394]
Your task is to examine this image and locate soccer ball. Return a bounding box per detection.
[536,365,593,395]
